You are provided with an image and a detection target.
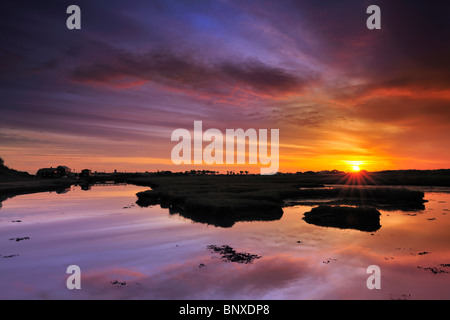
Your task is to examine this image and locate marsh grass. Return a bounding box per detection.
[133,175,425,227]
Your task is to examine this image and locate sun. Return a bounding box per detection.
[345,160,364,172]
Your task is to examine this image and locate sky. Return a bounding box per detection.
[0,0,449,174]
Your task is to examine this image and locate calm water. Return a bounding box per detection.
[1,184,450,300]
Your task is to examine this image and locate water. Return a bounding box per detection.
[1,184,450,300]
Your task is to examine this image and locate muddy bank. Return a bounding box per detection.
[136,189,283,228]
[289,186,426,203]
[133,175,320,227]
[0,179,75,193]
[285,198,426,212]
[0,179,76,207]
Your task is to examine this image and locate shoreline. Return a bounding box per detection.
[129,175,428,228]
[0,174,438,229]
[0,178,75,194]
[0,179,76,205]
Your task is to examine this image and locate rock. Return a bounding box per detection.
[417,266,449,275]
[322,258,337,264]
[111,280,127,287]
[9,237,30,242]
[303,205,381,232]
[207,245,261,264]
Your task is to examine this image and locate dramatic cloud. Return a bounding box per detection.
[70,48,315,97]
[0,0,449,172]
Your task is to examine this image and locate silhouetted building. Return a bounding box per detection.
[56,166,71,177]
[37,166,71,178]
[80,169,91,178]
[37,167,58,178]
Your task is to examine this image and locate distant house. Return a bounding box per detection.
[37,166,72,178]
[37,167,58,178]
[80,169,91,178]
[56,166,71,177]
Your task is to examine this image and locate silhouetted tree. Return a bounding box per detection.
[0,157,4,166]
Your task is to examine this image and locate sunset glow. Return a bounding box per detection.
[0,1,448,174]
[2,1,450,304]
[344,161,364,173]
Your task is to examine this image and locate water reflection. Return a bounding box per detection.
[135,185,426,229]
[137,197,284,228]
[167,206,283,228]
[0,185,449,299]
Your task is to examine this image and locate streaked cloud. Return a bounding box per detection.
[0,0,448,172]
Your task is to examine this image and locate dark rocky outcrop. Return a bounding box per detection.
[303,205,381,232]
